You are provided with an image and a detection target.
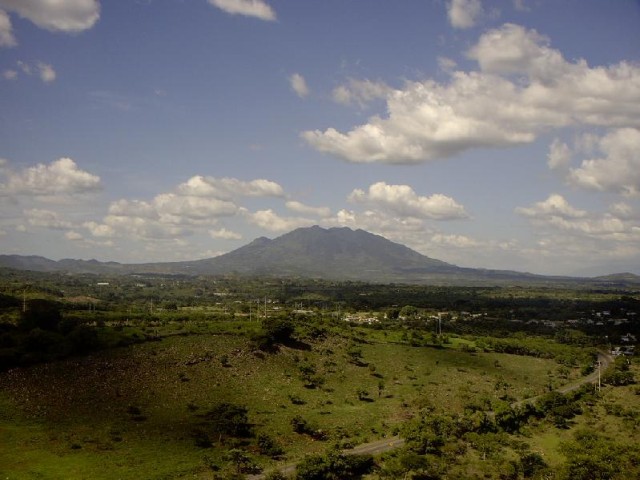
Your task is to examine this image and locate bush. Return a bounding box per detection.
[19,299,62,331]
[296,451,374,480]
[257,433,284,458]
[204,402,252,439]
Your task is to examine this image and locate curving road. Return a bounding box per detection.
[248,351,613,479]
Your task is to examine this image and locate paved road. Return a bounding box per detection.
[248,351,613,479]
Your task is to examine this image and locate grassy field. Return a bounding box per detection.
[0,321,582,479]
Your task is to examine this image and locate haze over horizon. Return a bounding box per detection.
[1,0,639,277]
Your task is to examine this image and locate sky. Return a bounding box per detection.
[1,0,639,277]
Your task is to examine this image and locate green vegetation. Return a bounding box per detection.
[0,268,638,478]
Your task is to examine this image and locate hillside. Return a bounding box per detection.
[1,226,633,285]
[176,226,459,279]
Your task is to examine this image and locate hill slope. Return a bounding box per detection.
[179,225,459,280]
[2,225,630,285]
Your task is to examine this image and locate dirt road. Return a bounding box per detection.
[246,436,405,480]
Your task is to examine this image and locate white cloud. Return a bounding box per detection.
[17,60,31,75]
[25,208,72,229]
[247,209,313,232]
[516,195,640,272]
[65,230,83,241]
[0,0,100,33]
[208,0,276,21]
[176,175,285,199]
[547,138,572,170]
[348,182,469,220]
[0,9,16,47]
[36,62,56,83]
[430,233,479,248]
[447,0,484,29]
[5,60,57,83]
[83,221,115,238]
[90,174,289,243]
[609,202,636,220]
[568,128,640,196]
[108,199,156,218]
[209,227,242,240]
[516,194,587,219]
[1,157,101,197]
[467,23,564,80]
[303,23,640,164]
[103,213,191,240]
[289,73,309,98]
[513,0,530,12]
[2,69,17,80]
[332,79,392,107]
[285,200,331,218]
[154,193,238,219]
[517,195,639,239]
[438,57,457,74]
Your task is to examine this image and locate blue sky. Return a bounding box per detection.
[1,0,639,276]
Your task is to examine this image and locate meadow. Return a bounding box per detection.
[0,318,620,479]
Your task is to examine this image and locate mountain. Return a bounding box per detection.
[176,225,459,280]
[0,226,632,285]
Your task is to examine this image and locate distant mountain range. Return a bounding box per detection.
[1,226,639,286]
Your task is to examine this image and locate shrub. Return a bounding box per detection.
[204,402,252,439]
[296,451,374,480]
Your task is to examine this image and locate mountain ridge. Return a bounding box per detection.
[1,226,639,286]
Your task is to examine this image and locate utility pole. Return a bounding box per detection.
[22,286,30,313]
[597,359,601,392]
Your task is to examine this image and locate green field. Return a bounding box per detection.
[0,320,624,479]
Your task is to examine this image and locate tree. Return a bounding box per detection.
[204,403,252,440]
[224,448,255,475]
[296,451,373,480]
[19,299,62,331]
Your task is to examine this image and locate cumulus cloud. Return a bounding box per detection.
[348,182,469,220]
[568,128,640,196]
[98,174,288,240]
[176,175,285,199]
[430,233,479,248]
[547,138,572,170]
[516,195,640,245]
[247,209,313,232]
[83,221,115,238]
[0,9,16,47]
[208,0,276,21]
[2,69,17,80]
[332,79,392,108]
[303,23,640,164]
[289,73,309,98]
[1,157,101,198]
[516,194,587,219]
[36,62,56,83]
[24,208,72,229]
[209,227,242,240]
[513,0,530,12]
[154,193,238,220]
[4,60,57,83]
[0,0,100,32]
[609,202,636,220]
[447,0,484,29]
[285,200,331,218]
[65,230,83,241]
